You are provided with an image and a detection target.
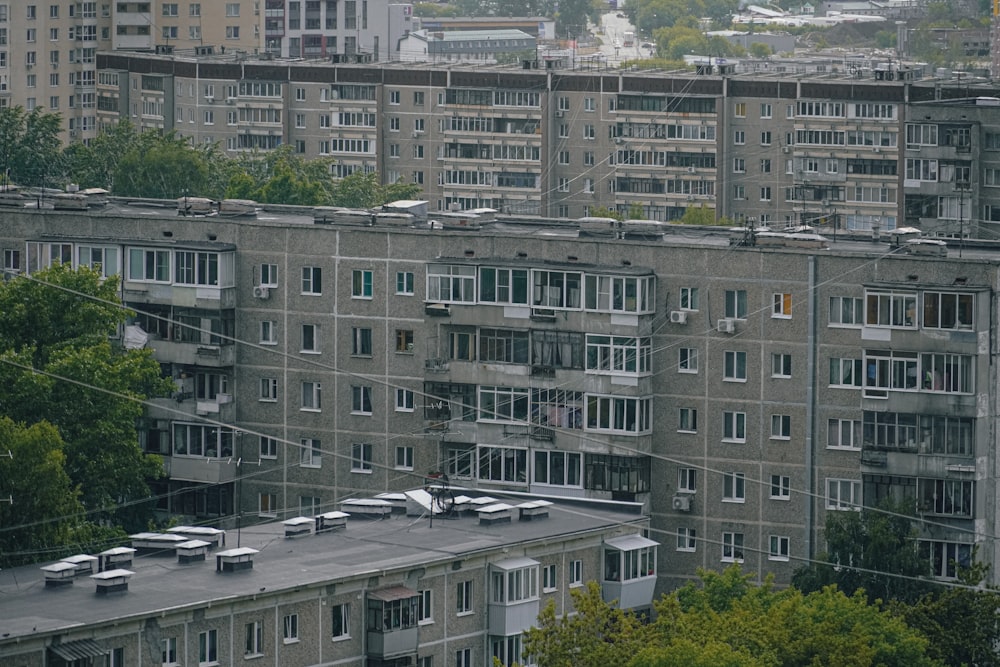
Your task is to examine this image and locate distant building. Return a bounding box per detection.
[398,29,536,64]
[413,16,556,39]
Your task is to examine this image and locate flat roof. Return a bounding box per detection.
[0,496,645,644]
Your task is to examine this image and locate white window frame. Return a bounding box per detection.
[679,407,698,433]
[351,443,373,472]
[259,377,277,402]
[332,603,350,640]
[771,353,791,378]
[676,527,697,552]
[542,563,557,592]
[352,269,373,299]
[283,614,299,644]
[260,263,278,287]
[722,411,746,443]
[770,414,791,440]
[722,472,746,503]
[569,560,582,587]
[722,532,744,563]
[198,629,218,666]
[826,478,861,511]
[301,381,321,412]
[395,445,413,470]
[300,438,321,468]
[351,385,373,414]
[770,474,790,500]
[723,350,747,382]
[769,535,790,561]
[301,266,322,295]
[678,347,698,373]
[678,467,697,493]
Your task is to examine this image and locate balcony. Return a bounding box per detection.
[488,558,540,636]
[149,339,235,367]
[123,283,237,309]
[366,588,420,660]
[167,456,237,485]
[601,535,658,610]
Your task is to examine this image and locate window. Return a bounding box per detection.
[300,438,321,467]
[533,450,582,487]
[734,102,746,117]
[301,381,321,411]
[416,590,433,624]
[772,293,792,318]
[865,290,917,328]
[761,133,772,147]
[457,580,473,613]
[919,478,973,517]
[162,637,178,666]
[301,266,322,294]
[770,474,790,499]
[583,274,655,313]
[301,324,319,353]
[259,493,277,517]
[332,603,350,639]
[760,186,772,202]
[734,185,746,200]
[826,478,861,511]
[456,648,472,667]
[396,388,414,412]
[260,320,277,345]
[733,158,746,173]
[352,327,372,356]
[395,445,414,470]
[678,347,698,373]
[260,436,278,459]
[584,151,595,166]
[259,378,277,402]
[771,414,791,439]
[678,467,697,493]
[679,407,698,433]
[724,289,747,319]
[769,536,790,561]
[923,292,973,330]
[244,621,263,657]
[127,248,170,282]
[479,328,529,364]
[585,335,651,375]
[478,445,527,483]
[734,130,745,144]
[250,261,278,290]
[198,629,218,665]
[352,386,372,414]
[283,614,299,643]
[427,264,476,303]
[922,541,972,579]
[396,271,414,295]
[771,353,791,378]
[828,419,861,450]
[352,269,373,298]
[585,395,652,434]
[542,564,557,592]
[479,267,529,304]
[723,350,747,381]
[722,411,746,442]
[569,560,582,586]
[819,349,858,383]
[723,472,745,502]
[722,532,744,563]
[760,103,772,118]
[677,527,697,552]
[351,443,373,472]
[680,287,699,310]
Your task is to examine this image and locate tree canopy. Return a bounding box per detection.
[0,264,173,559]
[521,568,941,667]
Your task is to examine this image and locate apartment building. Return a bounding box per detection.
[1,201,996,591]
[92,53,1000,237]
[0,1,412,141]
[0,492,656,667]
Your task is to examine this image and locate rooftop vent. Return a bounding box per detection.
[59,554,98,576]
[517,500,552,521]
[375,492,408,513]
[97,547,136,572]
[130,532,188,554]
[315,511,350,533]
[91,569,134,595]
[477,503,514,526]
[166,526,226,548]
[215,547,258,572]
[41,561,78,587]
[341,498,393,519]
[176,539,211,564]
[283,516,316,538]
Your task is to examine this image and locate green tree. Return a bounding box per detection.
[0,264,172,531]
[112,130,210,198]
[556,0,600,38]
[0,106,65,188]
[64,120,140,192]
[0,418,82,567]
[587,206,624,221]
[749,42,773,57]
[331,171,423,209]
[523,581,651,667]
[792,500,932,605]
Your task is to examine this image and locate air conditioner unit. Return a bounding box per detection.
[252,285,270,299]
[717,318,735,334]
[225,98,235,105]
[670,310,688,324]
[687,166,696,173]
[782,146,791,154]
[613,137,623,144]
[555,110,564,118]
[872,147,881,153]
[672,495,692,511]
